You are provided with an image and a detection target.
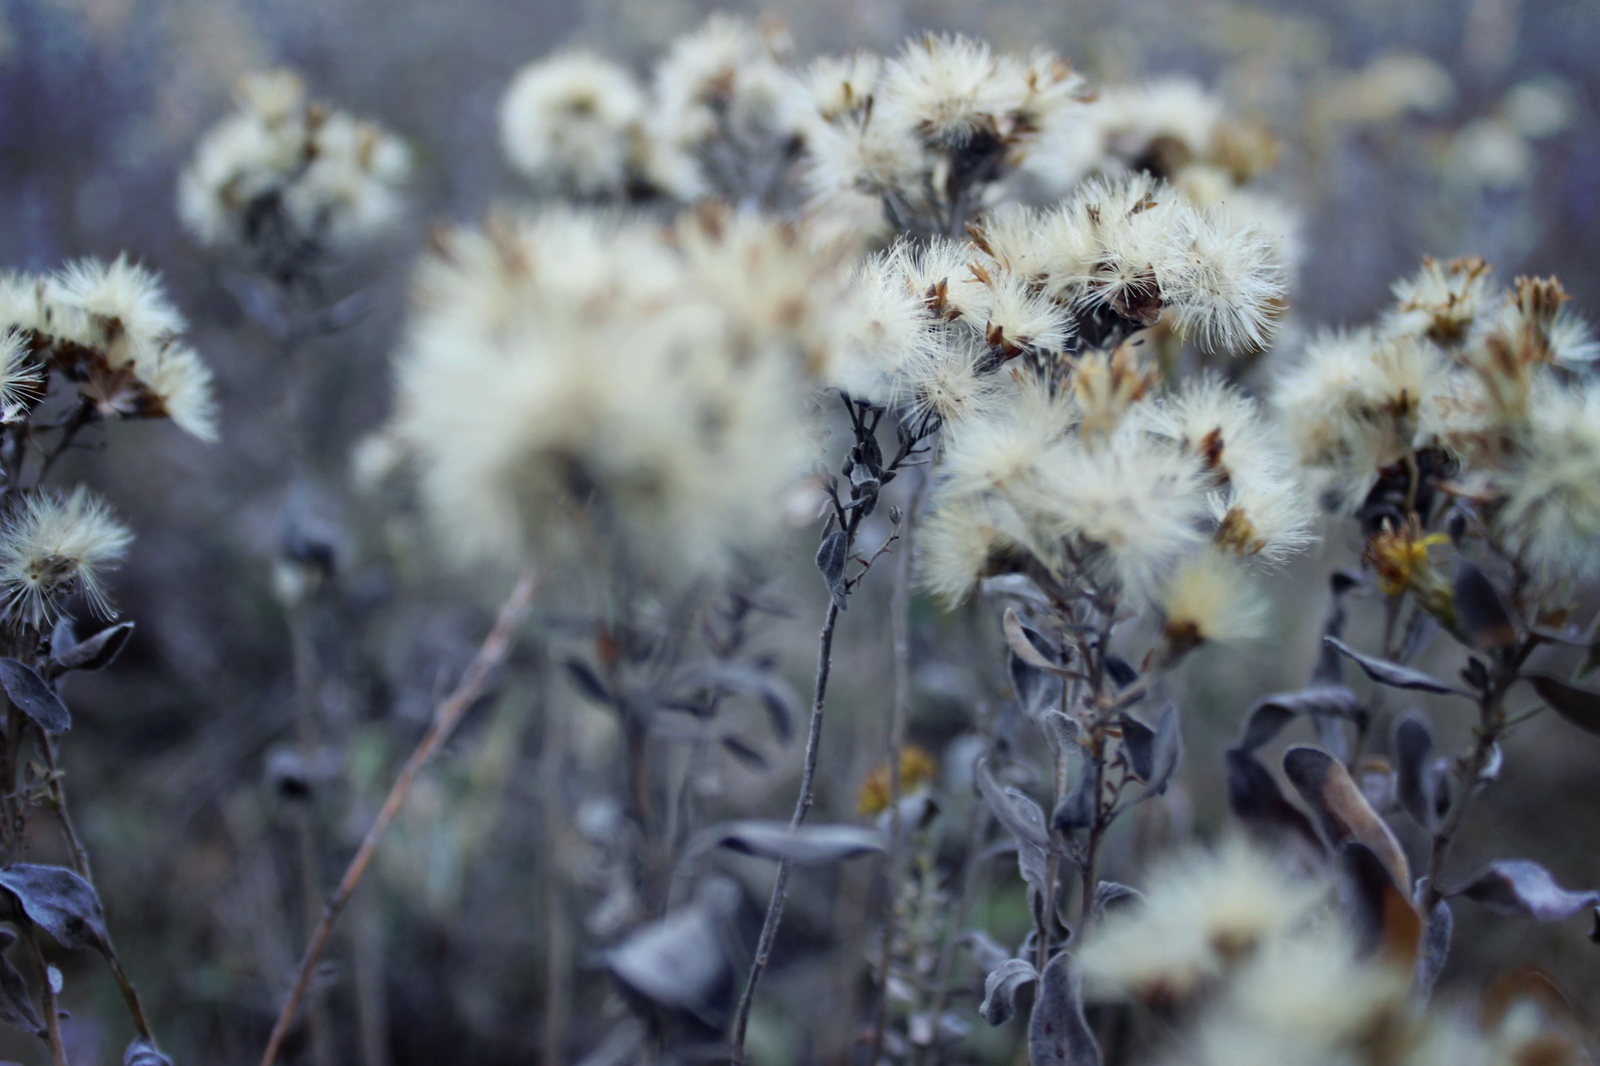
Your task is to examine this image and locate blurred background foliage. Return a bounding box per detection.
[0,0,1596,1063]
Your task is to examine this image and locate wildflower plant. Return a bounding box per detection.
[178,15,1600,1066]
[0,254,216,1066]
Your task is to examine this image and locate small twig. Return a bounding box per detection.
[23,924,66,1066]
[730,598,841,1062]
[258,567,537,1066]
[869,479,923,1064]
[35,726,154,1042]
[33,399,94,487]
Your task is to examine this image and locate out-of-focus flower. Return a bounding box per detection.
[179,69,410,271]
[500,50,646,198]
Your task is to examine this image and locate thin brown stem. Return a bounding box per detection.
[870,483,922,1064]
[729,598,841,1063]
[23,924,66,1066]
[33,399,94,487]
[35,727,154,1042]
[258,567,537,1066]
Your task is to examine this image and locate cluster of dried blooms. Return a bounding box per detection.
[134,15,1600,1066]
[0,253,213,1065]
[178,70,410,277]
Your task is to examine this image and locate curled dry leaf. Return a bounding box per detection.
[1224,748,1324,858]
[1282,745,1410,889]
[1339,841,1422,966]
[1236,686,1362,753]
[1322,637,1467,697]
[978,957,1038,1026]
[51,620,134,675]
[1452,860,1600,921]
[694,821,885,864]
[606,878,740,1023]
[976,757,1054,852]
[1003,608,1074,677]
[1392,710,1440,832]
[1453,562,1518,652]
[1526,675,1600,737]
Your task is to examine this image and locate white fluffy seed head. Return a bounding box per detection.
[0,487,133,629]
[876,34,1013,147]
[499,50,646,197]
[1155,205,1285,353]
[1077,837,1326,1006]
[1387,255,1496,345]
[1156,546,1270,649]
[1492,377,1600,587]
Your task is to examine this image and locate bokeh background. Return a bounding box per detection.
[0,0,1596,1063]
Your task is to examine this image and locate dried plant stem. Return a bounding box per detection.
[259,567,538,1066]
[870,482,923,1065]
[1419,640,1533,912]
[919,799,991,1066]
[285,599,335,1066]
[23,924,66,1066]
[35,728,155,1042]
[729,598,841,1063]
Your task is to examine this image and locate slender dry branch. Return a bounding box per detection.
[729,598,841,1062]
[23,924,66,1066]
[869,481,922,1064]
[258,567,538,1066]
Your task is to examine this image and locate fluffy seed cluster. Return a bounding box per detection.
[500,17,802,204]
[1079,840,1587,1066]
[0,257,217,440]
[1023,77,1299,265]
[0,486,133,629]
[798,34,1090,238]
[178,69,410,270]
[857,177,1304,647]
[1273,257,1600,585]
[390,205,851,579]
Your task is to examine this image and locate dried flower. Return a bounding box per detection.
[0,487,133,628]
[500,50,646,197]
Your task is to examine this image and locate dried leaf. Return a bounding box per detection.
[563,659,611,707]
[1224,749,1324,857]
[1340,842,1421,966]
[696,821,884,864]
[1453,562,1517,651]
[1028,952,1100,1066]
[0,661,70,735]
[0,930,41,1037]
[1311,570,1361,686]
[978,957,1038,1026]
[1237,687,1362,753]
[1123,704,1181,808]
[1452,860,1600,921]
[1093,881,1143,924]
[606,878,740,1024]
[1004,609,1072,676]
[1414,898,1452,1004]
[123,1038,174,1066]
[718,736,768,771]
[51,621,134,675]
[1052,764,1096,835]
[816,531,850,611]
[1526,675,1600,736]
[0,865,108,953]
[1004,789,1052,916]
[1322,637,1466,696]
[1119,714,1155,782]
[975,758,1053,851]
[1283,746,1410,890]
[1392,711,1439,832]
[673,664,798,743]
[1042,711,1079,753]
